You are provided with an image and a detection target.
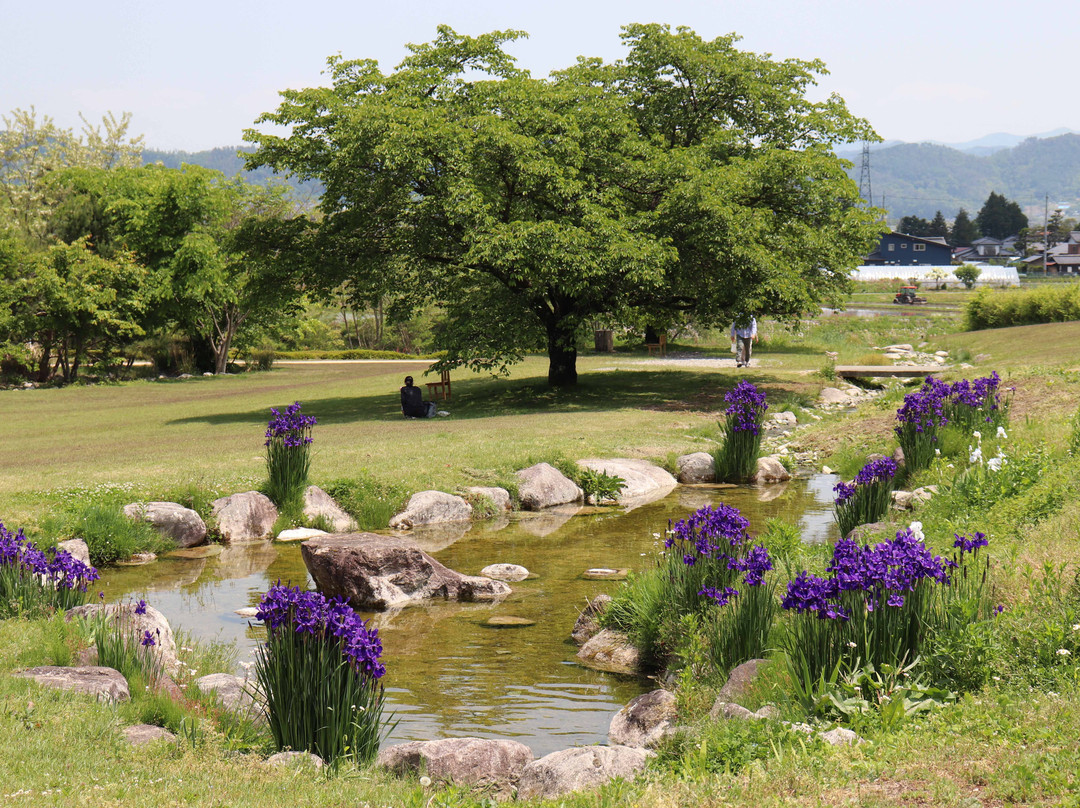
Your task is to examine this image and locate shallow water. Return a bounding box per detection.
[99,476,839,755]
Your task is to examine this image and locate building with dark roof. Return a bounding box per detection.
[864,232,953,266]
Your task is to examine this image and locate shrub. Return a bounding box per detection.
[263,402,317,509]
[954,264,981,289]
[254,583,389,766]
[833,456,898,537]
[246,345,276,372]
[576,468,626,505]
[715,381,768,483]
[966,284,1080,330]
[894,377,950,474]
[0,522,99,617]
[321,475,409,531]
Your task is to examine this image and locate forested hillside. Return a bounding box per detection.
[142,146,322,200]
[844,134,1080,222]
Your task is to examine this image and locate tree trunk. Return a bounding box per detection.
[546,320,578,386]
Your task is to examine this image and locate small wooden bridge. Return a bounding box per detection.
[834,365,943,379]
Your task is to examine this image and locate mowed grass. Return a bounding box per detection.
[0,355,826,528]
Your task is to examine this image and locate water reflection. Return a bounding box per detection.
[98,477,838,755]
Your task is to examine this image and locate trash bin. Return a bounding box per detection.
[593,330,614,353]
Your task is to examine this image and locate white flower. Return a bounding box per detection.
[935,448,941,456]
[419,776,432,787]
[847,641,857,648]
[909,521,925,541]
[972,430,982,443]
[1057,648,1071,656]
[987,457,1003,472]
[969,446,983,464]
[1072,624,1080,632]
[997,426,1008,440]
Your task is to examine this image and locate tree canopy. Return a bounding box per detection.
[975,191,1028,240]
[950,208,979,247]
[246,24,883,385]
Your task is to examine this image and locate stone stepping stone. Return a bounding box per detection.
[582,568,628,581]
[116,553,157,566]
[166,545,223,560]
[480,563,530,582]
[124,724,176,745]
[276,527,328,542]
[14,666,129,703]
[485,616,536,628]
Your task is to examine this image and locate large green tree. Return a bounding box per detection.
[950,208,979,247]
[975,191,1028,240]
[246,25,883,385]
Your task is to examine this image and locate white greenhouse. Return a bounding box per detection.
[851,264,1019,287]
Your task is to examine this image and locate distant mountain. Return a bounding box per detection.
[844,133,1080,223]
[141,146,322,201]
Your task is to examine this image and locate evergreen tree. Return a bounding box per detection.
[929,210,949,240]
[898,215,931,237]
[976,191,1028,239]
[950,208,979,247]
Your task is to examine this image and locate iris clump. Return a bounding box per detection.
[944,371,1011,432]
[606,504,776,675]
[0,521,99,618]
[715,381,768,482]
[780,527,991,702]
[85,597,167,689]
[254,582,388,766]
[264,402,317,508]
[894,377,950,473]
[833,456,898,537]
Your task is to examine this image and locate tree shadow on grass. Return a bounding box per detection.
[167,369,813,428]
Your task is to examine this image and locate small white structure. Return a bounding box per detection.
[852,264,1019,287]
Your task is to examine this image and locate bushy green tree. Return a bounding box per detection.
[954,263,981,289]
[898,215,931,237]
[245,25,883,385]
[976,191,1028,240]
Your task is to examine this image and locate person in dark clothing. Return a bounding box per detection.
[400,376,436,418]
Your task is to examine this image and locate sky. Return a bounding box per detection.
[3,0,1078,152]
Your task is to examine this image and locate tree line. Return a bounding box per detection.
[3,25,886,386]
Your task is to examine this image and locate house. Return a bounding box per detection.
[1021,231,1080,274]
[864,232,953,266]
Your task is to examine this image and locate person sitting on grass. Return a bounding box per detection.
[400,376,436,418]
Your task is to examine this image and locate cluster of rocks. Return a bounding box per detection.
[875,343,950,367]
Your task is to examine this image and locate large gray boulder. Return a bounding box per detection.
[377,737,533,795]
[211,492,278,542]
[194,673,263,721]
[516,463,583,511]
[576,459,677,505]
[14,666,129,703]
[57,538,91,566]
[752,456,791,483]
[676,452,716,484]
[608,689,677,748]
[389,491,472,529]
[517,746,652,801]
[571,594,611,646]
[301,533,511,610]
[303,485,357,532]
[576,629,640,675]
[466,486,512,512]
[716,659,770,703]
[122,501,207,548]
[67,602,179,676]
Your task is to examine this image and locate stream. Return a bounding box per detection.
[98,474,839,756]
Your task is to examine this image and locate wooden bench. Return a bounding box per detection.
[426,369,451,400]
[835,365,943,379]
[645,334,667,357]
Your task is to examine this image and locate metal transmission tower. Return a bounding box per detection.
[857,142,872,207]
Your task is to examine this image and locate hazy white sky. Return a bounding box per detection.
[4,0,1077,151]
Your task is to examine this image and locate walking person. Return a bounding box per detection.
[730,316,758,368]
